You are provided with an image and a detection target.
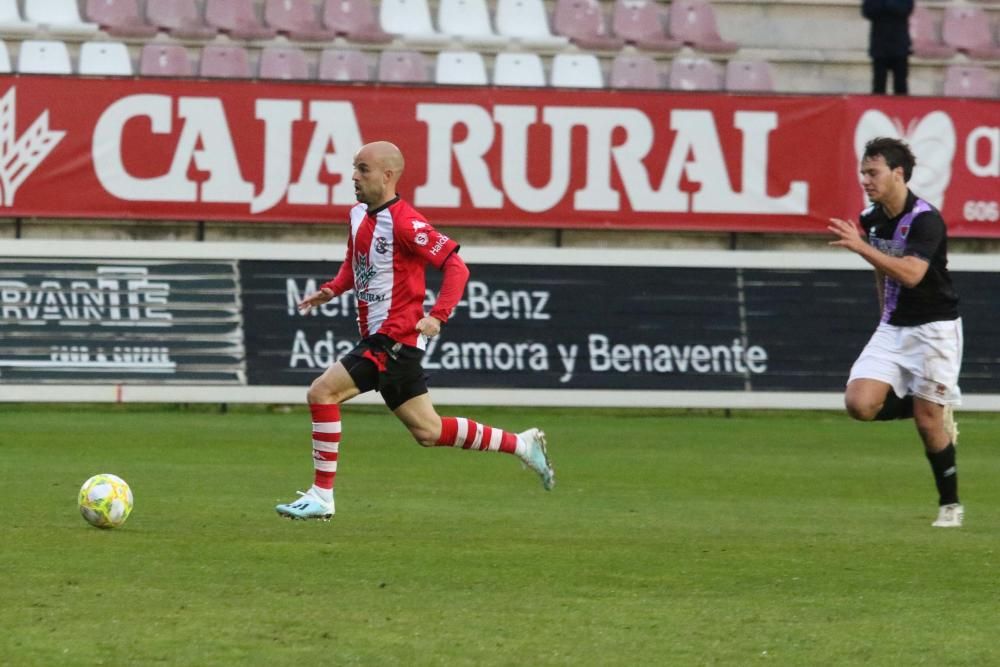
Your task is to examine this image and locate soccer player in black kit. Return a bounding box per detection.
[828,136,963,527]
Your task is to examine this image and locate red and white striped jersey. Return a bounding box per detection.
[340,197,458,348]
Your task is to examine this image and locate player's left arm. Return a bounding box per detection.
[828,217,930,288]
[416,252,470,338]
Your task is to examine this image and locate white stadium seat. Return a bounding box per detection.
[550,53,604,88]
[25,0,100,37]
[495,0,569,49]
[493,52,546,86]
[18,39,73,74]
[0,0,39,36]
[379,0,450,47]
[79,41,134,76]
[435,50,489,85]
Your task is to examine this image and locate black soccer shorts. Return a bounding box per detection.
[340,334,429,410]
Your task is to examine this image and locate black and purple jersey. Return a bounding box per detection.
[861,190,959,326]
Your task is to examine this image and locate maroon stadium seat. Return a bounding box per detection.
[199,44,252,78]
[611,0,681,52]
[668,0,738,54]
[264,0,338,41]
[147,0,219,39]
[205,0,277,39]
[553,0,625,50]
[609,53,663,89]
[909,6,956,59]
[322,0,393,44]
[668,56,722,91]
[377,50,430,83]
[943,65,995,98]
[259,46,311,80]
[84,0,158,38]
[942,6,1000,60]
[139,43,194,77]
[318,48,372,81]
[724,59,775,92]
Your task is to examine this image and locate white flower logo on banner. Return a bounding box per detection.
[854,110,956,211]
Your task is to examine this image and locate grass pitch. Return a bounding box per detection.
[2,404,999,666]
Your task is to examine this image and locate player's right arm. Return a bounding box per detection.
[298,236,355,314]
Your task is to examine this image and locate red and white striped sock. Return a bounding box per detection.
[435,417,525,457]
[310,403,340,502]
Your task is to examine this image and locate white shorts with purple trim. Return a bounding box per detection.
[848,318,963,405]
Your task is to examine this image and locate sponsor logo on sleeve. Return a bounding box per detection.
[430,234,450,255]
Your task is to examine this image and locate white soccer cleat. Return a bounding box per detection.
[275,488,335,521]
[932,503,964,528]
[942,404,959,446]
[517,428,555,491]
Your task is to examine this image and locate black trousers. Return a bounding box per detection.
[872,56,909,95]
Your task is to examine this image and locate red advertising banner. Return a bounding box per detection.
[2,75,997,235]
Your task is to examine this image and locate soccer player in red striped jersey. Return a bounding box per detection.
[275,141,554,521]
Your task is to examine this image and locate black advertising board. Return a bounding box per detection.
[241,260,998,393]
[0,259,244,384]
[3,250,997,399]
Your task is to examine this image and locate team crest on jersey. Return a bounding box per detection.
[354,252,377,292]
[414,232,429,246]
[373,236,389,254]
[898,224,910,238]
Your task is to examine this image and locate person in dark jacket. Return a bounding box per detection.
[862,0,914,95]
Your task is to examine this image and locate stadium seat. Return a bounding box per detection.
[550,53,604,88]
[0,40,11,72]
[435,50,488,85]
[139,43,194,76]
[495,0,569,49]
[379,0,450,47]
[943,65,995,98]
[909,6,956,59]
[493,52,546,86]
[609,53,662,89]
[264,0,337,42]
[199,44,252,78]
[667,0,738,54]
[942,6,1000,60]
[17,39,73,74]
[321,0,393,44]
[84,0,158,37]
[264,0,338,41]
[26,0,100,36]
[318,48,372,81]
[724,59,775,92]
[0,0,40,36]
[553,0,625,50]
[78,41,134,76]
[437,0,508,48]
[146,0,219,39]
[205,0,277,39]
[611,0,681,52]
[669,56,722,90]
[377,50,430,83]
[259,46,311,80]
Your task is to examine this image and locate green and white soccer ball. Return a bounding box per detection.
[78,474,133,529]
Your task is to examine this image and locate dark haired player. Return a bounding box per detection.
[828,136,963,527]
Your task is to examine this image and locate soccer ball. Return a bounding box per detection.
[78,474,133,529]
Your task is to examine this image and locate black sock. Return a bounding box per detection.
[874,393,913,421]
[926,443,959,506]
